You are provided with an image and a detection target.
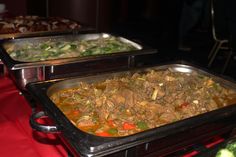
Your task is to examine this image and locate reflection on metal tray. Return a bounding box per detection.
[0,59,3,76]
[4,33,142,62]
[0,24,95,40]
[27,61,236,157]
[0,33,157,90]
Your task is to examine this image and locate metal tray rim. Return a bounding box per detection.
[26,62,236,156]
[0,33,148,70]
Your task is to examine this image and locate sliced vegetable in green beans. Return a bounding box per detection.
[6,36,138,62]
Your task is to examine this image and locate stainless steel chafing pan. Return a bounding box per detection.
[0,33,157,90]
[27,61,236,157]
[0,26,94,40]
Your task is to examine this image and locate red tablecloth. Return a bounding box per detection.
[0,76,68,157]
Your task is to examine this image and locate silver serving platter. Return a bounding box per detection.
[0,33,157,90]
[27,62,236,157]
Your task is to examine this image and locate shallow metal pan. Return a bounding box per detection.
[0,26,94,78]
[27,61,236,157]
[0,33,156,90]
[0,26,95,40]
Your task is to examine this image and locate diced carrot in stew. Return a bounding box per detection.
[107,120,115,127]
[180,102,189,108]
[123,122,136,130]
[72,110,80,115]
[96,131,111,137]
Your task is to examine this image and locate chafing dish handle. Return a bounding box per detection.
[30,111,60,133]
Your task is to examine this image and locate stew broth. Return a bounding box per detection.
[50,69,236,137]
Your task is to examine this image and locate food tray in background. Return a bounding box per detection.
[27,61,236,157]
[0,33,157,90]
[0,15,95,77]
[0,15,94,39]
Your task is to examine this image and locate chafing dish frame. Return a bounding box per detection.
[27,61,236,157]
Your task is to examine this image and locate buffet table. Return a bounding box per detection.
[0,75,68,157]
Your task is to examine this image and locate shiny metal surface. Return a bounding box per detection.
[0,33,156,90]
[0,26,94,40]
[47,63,236,97]
[0,59,3,76]
[9,66,45,89]
[30,111,60,133]
[3,33,142,63]
[26,61,236,157]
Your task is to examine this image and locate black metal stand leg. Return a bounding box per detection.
[221,50,233,74]
[208,42,222,67]
[208,42,219,59]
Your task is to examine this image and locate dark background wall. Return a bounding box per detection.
[0,0,161,33]
[0,0,27,16]
[27,0,112,32]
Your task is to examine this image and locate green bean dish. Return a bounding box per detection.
[5,36,138,62]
